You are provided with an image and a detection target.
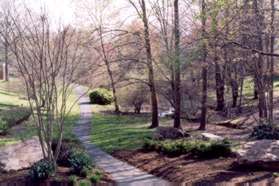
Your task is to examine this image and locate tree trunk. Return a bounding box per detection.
[99,28,120,113]
[199,0,207,130]
[141,0,159,128]
[253,0,267,120]
[215,62,225,111]
[173,0,181,129]
[4,37,8,81]
[268,0,275,124]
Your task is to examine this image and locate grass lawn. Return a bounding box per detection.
[0,78,80,146]
[90,104,171,153]
[91,112,155,153]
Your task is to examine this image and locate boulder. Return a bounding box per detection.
[201,132,224,141]
[235,140,279,169]
[0,137,44,172]
[153,127,189,140]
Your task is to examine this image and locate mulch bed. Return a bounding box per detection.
[0,167,113,186]
[112,149,279,185]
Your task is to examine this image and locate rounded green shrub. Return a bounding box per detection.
[192,140,232,159]
[68,150,92,176]
[29,159,54,180]
[89,88,113,105]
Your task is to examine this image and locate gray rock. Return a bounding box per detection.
[201,132,224,141]
[236,140,279,169]
[153,127,189,140]
[0,137,44,172]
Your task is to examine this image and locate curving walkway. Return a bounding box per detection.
[73,86,172,186]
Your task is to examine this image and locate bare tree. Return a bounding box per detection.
[7,9,86,170]
[128,0,159,128]
[0,1,14,81]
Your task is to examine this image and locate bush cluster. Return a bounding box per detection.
[251,124,279,140]
[30,140,102,183]
[143,139,232,159]
[89,88,113,105]
[68,150,93,176]
[51,139,82,167]
[29,159,54,180]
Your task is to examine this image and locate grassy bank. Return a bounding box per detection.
[0,79,80,146]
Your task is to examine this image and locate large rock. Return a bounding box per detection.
[153,127,189,140]
[201,133,224,141]
[0,137,44,172]
[235,140,279,169]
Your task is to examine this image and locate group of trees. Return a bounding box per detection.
[0,0,278,168]
[83,0,278,130]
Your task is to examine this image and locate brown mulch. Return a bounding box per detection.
[182,122,251,141]
[0,166,114,185]
[112,149,279,185]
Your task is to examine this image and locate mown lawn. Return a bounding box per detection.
[0,79,80,146]
[91,112,155,153]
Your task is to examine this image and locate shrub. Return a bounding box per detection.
[51,139,81,167]
[251,124,279,140]
[79,180,91,186]
[192,140,232,159]
[89,88,113,105]
[143,139,161,151]
[29,159,54,180]
[0,118,8,135]
[90,171,102,183]
[68,175,78,185]
[143,139,232,159]
[68,150,92,175]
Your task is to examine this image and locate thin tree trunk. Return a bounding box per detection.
[215,62,225,111]
[199,0,207,130]
[141,0,159,128]
[268,0,275,124]
[4,37,8,81]
[173,0,181,129]
[253,0,267,120]
[99,28,120,113]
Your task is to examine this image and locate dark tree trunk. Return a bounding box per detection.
[215,62,225,111]
[199,0,207,131]
[173,0,181,129]
[141,0,159,128]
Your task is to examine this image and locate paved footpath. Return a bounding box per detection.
[73,86,173,186]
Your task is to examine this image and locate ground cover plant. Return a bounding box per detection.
[143,138,232,158]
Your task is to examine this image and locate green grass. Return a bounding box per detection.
[91,112,154,153]
[0,79,28,109]
[0,79,80,146]
[243,75,279,97]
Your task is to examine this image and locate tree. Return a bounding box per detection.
[268,0,275,124]
[173,0,181,129]
[7,9,87,171]
[128,0,159,128]
[199,0,208,130]
[0,0,14,81]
